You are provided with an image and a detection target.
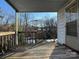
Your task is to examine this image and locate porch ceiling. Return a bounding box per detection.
[6,0,70,12]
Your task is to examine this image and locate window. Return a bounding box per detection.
[66,3,77,36]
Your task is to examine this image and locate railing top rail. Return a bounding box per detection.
[0,32,15,36]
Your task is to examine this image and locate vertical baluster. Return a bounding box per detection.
[18,33,19,45]
[2,36,5,54]
[7,35,9,50]
[10,35,12,50]
[10,35,12,49]
[9,35,11,50]
[14,34,16,47]
[12,34,14,48]
[5,35,8,51]
[11,35,13,49]
[0,36,2,53]
[8,35,10,50]
[4,36,6,52]
[19,33,20,45]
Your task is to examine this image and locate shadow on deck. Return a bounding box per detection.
[49,45,79,59]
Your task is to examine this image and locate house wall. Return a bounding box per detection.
[58,0,79,51]
[65,0,79,51]
[77,0,79,50]
[77,0,79,45]
[57,8,66,44]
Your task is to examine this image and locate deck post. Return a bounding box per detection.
[16,13,19,46]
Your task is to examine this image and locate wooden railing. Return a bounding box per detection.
[18,32,43,46]
[0,32,16,54]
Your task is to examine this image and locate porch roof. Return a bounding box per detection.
[6,0,71,12]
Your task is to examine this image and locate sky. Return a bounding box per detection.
[0,0,15,15]
[0,0,57,24]
[28,12,57,21]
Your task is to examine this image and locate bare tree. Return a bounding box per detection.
[43,17,57,39]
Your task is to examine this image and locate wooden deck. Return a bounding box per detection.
[2,41,55,59]
[1,40,79,59]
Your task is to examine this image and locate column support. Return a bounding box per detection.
[16,13,19,46]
